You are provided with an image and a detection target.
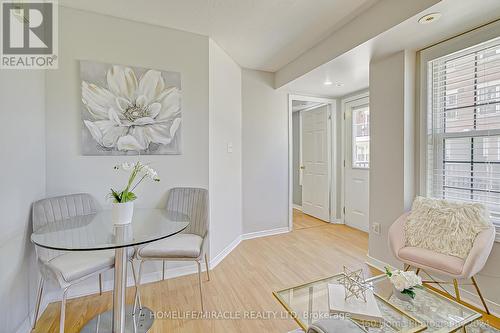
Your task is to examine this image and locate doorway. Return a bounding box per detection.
[342,93,370,232]
[288,95,336,230]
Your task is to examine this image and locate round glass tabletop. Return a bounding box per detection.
[31,209,189,251]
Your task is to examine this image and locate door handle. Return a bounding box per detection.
[300,166,305,170]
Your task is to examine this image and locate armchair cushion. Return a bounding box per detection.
[398,247,464,275]
[137,234,203,259]
[47,250,114,282]
[405,197,492,259]
[390,212,495,279]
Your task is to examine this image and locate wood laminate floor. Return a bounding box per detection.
[33,218,373,332]
[292,209,329,230]
[32,214,499,332]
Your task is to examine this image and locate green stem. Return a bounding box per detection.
[124,162,141,192]
[130,174,148,192]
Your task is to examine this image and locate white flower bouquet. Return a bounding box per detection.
[108,162,160,225]
[385,267,422,300]
[109,162,160,203]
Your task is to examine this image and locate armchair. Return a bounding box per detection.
[388,212,495,314]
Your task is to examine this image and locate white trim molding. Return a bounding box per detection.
[288,94,337,231]
[292,204,303,211]
[365,254,400,272]
[366,255,500,317]
[210,235,242,268]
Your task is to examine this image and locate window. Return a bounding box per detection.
[352,105,370,168]
[427,37,500,227]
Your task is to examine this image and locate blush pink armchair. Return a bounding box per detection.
[388,212,496,314]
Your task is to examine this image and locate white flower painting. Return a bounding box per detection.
[80,61,181,155]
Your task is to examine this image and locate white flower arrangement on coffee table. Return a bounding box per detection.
[385,267,422,300]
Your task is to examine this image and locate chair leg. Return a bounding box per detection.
[60,287,69,333]
[415,268,420,275]
[453,279,461,302]
[133,260,144,313]
[98,273,103,296]
[197,261,204,312]
[471,276,490,314]
[32,277,44,329]
[162,260,166,280]
[204,253,210,281]
[131,260,142,313]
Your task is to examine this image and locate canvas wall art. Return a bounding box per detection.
[80,60,182,155]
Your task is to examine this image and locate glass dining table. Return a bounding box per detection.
[31,208,189,333]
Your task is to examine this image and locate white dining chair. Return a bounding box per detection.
[31,193,139,332]
[134,187,210,311]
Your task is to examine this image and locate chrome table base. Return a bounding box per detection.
[80,306,154,333]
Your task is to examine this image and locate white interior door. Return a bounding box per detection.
[344,98,369,232]
[301,106,330,222]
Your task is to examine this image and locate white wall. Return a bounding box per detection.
[44,6,209,291]
[0,71,46,333]
[368,50,415,267]
[242,69,288,233]
[208,39,242,259]
[45,6,209,208]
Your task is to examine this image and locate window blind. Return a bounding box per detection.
[427,36,500,226]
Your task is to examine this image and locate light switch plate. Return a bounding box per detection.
[227,142,233,153]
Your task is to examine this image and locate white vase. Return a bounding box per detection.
[112,201,134,225]
[393,286,413,302]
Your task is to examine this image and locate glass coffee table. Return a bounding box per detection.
[274,273,481,332]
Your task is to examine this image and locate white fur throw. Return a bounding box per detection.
[405,197,492,259]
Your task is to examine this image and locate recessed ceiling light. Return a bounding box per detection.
[324,80,333,85]
[418,12,442,24]
[335,83,344,87]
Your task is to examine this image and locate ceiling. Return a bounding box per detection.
[59,0,378,72]
[285,0,500,98]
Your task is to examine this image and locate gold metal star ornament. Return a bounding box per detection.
[338,266,370,302]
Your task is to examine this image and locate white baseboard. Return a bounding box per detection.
[241,227,289,240]
[457,283,500,317]
[210,235,242,268]
[15,316,31,333]
[292,204,303,211]
[365,254,399,272]
[31,227,290,330]
[140,262,202,285]
[365,255,500,317]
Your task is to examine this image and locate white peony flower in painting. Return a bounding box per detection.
[80,61,181,155]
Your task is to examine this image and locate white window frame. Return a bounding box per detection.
[351,104,370,169]
[418,21,500,242]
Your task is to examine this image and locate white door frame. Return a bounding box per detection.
[340,91,369,223]
[288,94,337,231]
